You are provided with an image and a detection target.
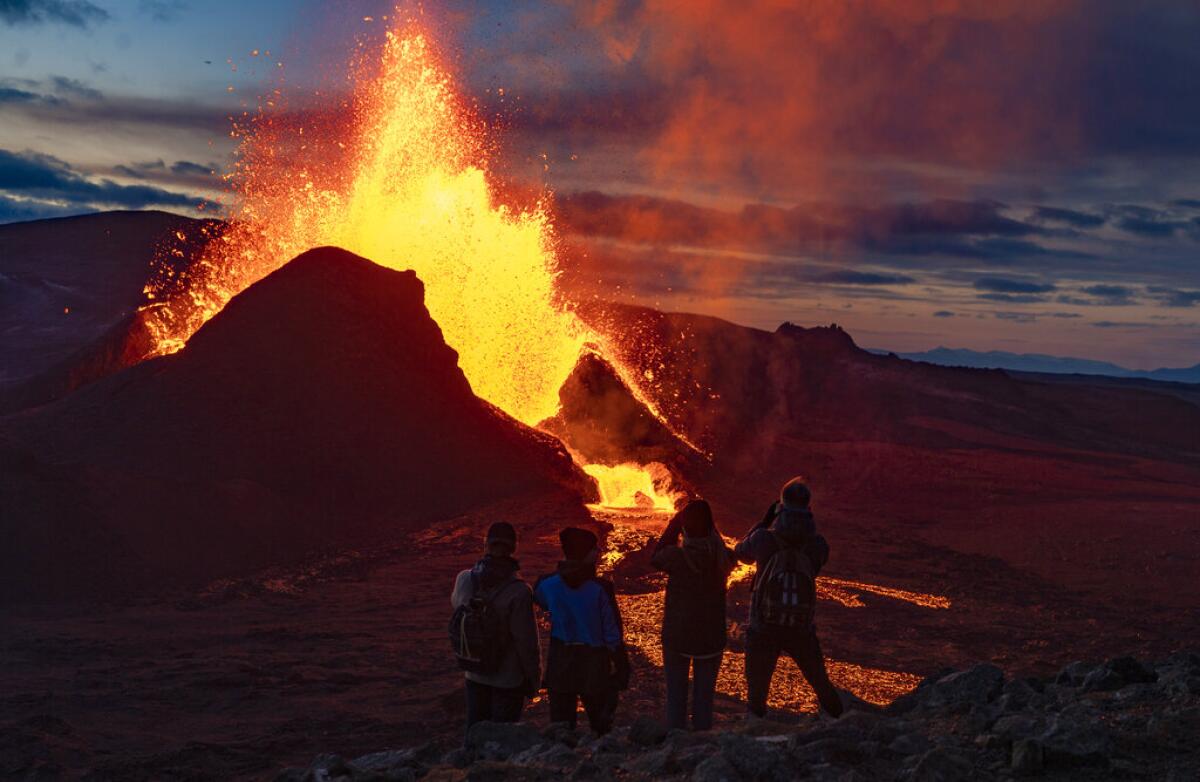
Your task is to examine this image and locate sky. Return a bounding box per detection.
[1,0,1199,369]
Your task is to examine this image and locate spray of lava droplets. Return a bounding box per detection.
[145,28,584,425]
[141,20,681,510]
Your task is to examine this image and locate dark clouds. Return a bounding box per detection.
[973,278,1056,295]
[138,0,188,23]
[556,192,1064,261]
[559,1,1200,200]
[112,158,218,189]
[0,0,108,28]
[0,193,91,222]
[1032,206,1106,229]
[0,148,202,211]
[1147,287,1200,308]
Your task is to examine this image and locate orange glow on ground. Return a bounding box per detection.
[604,513,945,711]
[616,591,921,710]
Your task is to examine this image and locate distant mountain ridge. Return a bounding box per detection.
[877,346,1200,384]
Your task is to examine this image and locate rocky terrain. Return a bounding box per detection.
[1,212,1198,779]
[278,653,1200,781]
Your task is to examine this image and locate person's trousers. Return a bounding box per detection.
[548,688,616,734]
[465,679,525,728]
[664,650,723,731]
[745,624,843,718]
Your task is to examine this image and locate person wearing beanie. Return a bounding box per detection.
[733,477,843,718]
[651,499,735,731]
[450,522,540,729]
[534,526,628,734]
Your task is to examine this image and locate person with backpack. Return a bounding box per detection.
[651,499,735,731]
[534,527,629,735]
[450,522,540,728]
[734,478,844,718]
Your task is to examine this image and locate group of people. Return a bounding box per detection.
[448,477,843,736]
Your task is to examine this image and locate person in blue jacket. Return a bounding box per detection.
[534,527,628,734]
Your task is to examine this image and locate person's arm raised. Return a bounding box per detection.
[650,511,685,571]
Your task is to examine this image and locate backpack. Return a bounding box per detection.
[449,573,514,673]
[752,535,816,628]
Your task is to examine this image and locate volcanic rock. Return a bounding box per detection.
[539,349,695,467]
[282,653,1200,781]
[0,247,590,602]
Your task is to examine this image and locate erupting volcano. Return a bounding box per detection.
[135,21,682,509]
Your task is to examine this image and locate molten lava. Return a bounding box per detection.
[143,28,584,426]
[140,18,693,512]
[582,461,680,512]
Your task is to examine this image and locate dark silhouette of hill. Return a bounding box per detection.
[0,210,213,400]
[885,345,1200,384]
[579,303,1200,466]
[0,247,591,602]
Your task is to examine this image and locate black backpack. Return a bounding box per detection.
[752,535,816,628]
[449,573,514,673]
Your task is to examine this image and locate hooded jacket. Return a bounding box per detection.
[534,560,627,695]
[652,531,735,656]
[451,554,540,691]
[533,560,621,648]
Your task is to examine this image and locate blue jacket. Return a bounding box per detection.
[534,563,621,649]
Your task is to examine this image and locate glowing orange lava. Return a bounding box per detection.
[144,26,585,426]
[583,461,680,512]
[140,18,691,506]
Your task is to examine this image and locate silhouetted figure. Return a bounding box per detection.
[652,499,735,731]
[534,527,629,734]
[450,522,540,729]
[734,478,844,718]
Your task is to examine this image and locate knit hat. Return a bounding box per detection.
[677,499,714,537]
[559,527,598,560]
[780,477,812,510]
[486,522,518,551]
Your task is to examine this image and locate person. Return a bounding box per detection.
[534,526,629,734]
[450,522,540,729]
[734,477,844,718]
[651,499,735,731]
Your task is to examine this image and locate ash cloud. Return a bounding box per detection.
[564,1,1200,198]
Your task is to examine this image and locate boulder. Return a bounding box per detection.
[350,748,424,779]
[1011,739,1044,775]
[718,733,789,780]
[887,733,933,757]
[464,722,544,761]
[1055,661,1094,687]
[910,747,974,781]
[692,753,742,782]
[627,715,668,747]
[924,664,1004,708]
[1038,712,1113,767]
[991,714,1040,743]
[541,723,579,747]
[1081,656,1157,693]
[620,746,674,776]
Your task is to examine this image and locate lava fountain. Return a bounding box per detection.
[141,18,682,507]
[144,29,582,425]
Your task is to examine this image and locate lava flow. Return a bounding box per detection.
[595,511,950,710]
[140,18,681,505]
